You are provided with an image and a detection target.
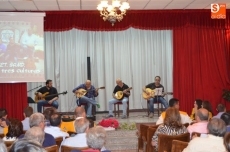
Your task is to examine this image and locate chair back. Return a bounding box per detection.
[140,124,150,152]
[171,140,189,152]
[158,133,190,152]
[147,127,157,152]
[61,145,89,152]
[55,136,63,147]
[0,134,4,138]
[45,145,58,152]
[4,141,15,147]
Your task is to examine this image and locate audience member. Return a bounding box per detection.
[24,126,45,145]
[3,118,23,142]
[44,113,69,139]
[0,108,9,126]
[183,118,226,152]
[224,132,230,152]
[21,106,33,131]
[61,118,89,148]
[19,113,55,147]
[213,103,226,119]
[156,98,192,125]
[202,100,213,120]
[152,107,188,151]
[190,99,202,120]
[0,138,7,152]
[60,107,87,133]
[221,113,230,132]
[43,107,56,127]
[9,139,46,152]
[187,108,209,137]
[82,126,110,152]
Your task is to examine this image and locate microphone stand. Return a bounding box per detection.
[27,85,42,92]
[156,89,160,116]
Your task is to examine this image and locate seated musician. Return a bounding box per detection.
[35,80,59,113]
[72,80,100,117]
[143,76,169,118]
[106,79,130,119]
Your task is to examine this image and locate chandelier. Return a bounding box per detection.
[97,0,130,26]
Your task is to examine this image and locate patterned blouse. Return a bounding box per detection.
[152,124,188,151]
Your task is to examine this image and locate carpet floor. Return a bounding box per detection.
[105,129,137,152]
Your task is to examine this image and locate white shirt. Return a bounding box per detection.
[21,117,30,131]
[44,126,69,139]
[61,133,87,148]
[156,111,192,125]
[183,134,227,152]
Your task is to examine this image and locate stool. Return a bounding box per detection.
[114,101,129,117]
[147,100,162,116]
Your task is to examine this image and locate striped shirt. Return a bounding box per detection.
[152,124,188,151]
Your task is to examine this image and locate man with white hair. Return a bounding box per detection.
[61,118,89,148]
[73,80,100,117]
[24,126,45,145]
[19,113,56,147]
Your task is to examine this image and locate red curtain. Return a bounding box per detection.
[0,83,27,120]
[44,10,230,31]
[173,27,230,115]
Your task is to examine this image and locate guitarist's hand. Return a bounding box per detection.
[48,100,53,104]
[38,92,42,98]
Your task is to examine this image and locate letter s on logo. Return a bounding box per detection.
[211,4,220,13]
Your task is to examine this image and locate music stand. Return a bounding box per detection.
[155,88,163,116]
[27,97,36,103]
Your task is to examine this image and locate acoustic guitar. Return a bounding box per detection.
[114,87,132,100]
[34,91,68,102]
[75,86,105,98]
[142,88,173,100]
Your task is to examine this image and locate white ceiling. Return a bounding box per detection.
[0,0,229,11]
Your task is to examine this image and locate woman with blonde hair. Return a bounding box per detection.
[152,107,188,151]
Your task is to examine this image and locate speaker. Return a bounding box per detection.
[27,97,35,103]
[87,57,91,80]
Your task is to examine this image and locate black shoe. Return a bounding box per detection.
[105,115,114,118]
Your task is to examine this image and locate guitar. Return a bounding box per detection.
[75,86,105,98]
[114,87,132,100]
[142,88,173,100]
[34,91,68,102]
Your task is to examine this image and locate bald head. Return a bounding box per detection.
[85,80,91,89]
[196,108,209,122]
[75,107,86,118]
[116,79,123,87]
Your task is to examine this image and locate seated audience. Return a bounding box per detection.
[224,132,230,152]
[156,98,192,125]
[3,118,23,142]
[44,113,69,139]
[221,113,230,132]
[9,139,46,152]
[24,126,45,145]
[190,99,202,120]
[187,108,209,137]
[21,106,33,131]
[183,118,226,152]
[43,107,56,127]
[82,126,110,152]
[0,138,7,152]
[0,108,9,127]
[202,100,213,120]
[19,113,56,147]
[152,107,188,151]
[61,118,89,148]
[60,107,87,133]
[213,103,225,119]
